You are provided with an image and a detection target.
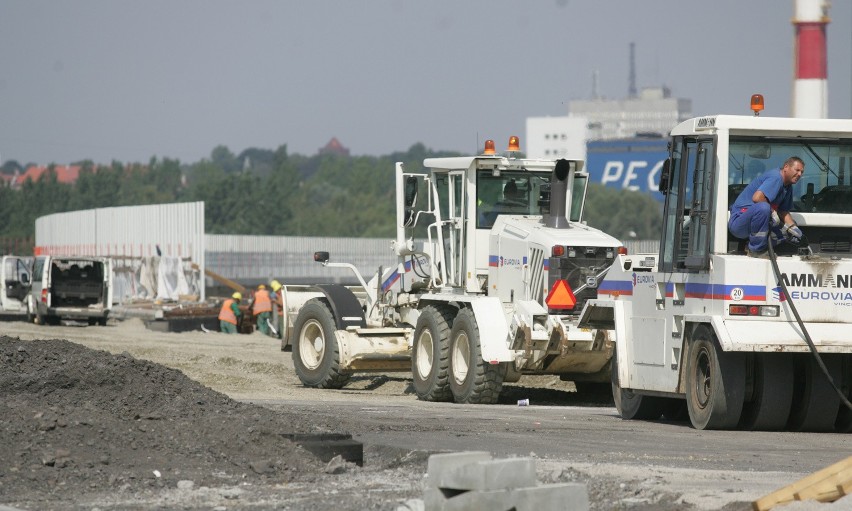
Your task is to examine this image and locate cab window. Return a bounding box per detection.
[476,171,550,228]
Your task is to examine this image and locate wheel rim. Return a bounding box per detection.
[452,332,470,385]
[695,347,712,409]
[299,319,324,370]
[416,329,434,379]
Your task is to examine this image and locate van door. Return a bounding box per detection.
[1,257,12,309]
[30,256,49,309]
[2,256,32,306]
[1,256,10,308]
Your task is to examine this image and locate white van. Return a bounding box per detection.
[28,256,113,325]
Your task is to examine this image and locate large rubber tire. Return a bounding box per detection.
[685,326,745,430]
[835,355,852,433]
[611,350,665,420]
[411,305,455,402]
[36,307,60,326]
[787,355,841,432]
[26,297,36,324]
[738,353,794,431]
[448,308,503,404]
[292,299,351,389]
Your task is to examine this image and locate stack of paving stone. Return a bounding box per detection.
[423,451,589,511]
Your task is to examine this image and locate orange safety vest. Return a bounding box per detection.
[218,298,238,325]
[252,289,272,314]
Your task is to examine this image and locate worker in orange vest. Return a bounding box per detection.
[252,284,273,335]
[218,292,242,334]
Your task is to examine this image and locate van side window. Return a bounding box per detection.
[32,258,45,282]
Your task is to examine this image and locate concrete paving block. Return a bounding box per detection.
[423,486,513,511]
[511,483,590,511]
[426,451,492,488]
[435,457,537,491]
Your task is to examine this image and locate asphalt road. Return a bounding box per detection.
[275,397,840,468]
[256,396,849,508]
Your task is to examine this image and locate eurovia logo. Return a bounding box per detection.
[631,272,654,287]
[771,287,787,302]
[499,256,524,267]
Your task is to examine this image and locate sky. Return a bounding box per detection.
[1,0,851,166]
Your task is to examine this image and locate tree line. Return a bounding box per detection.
[0,144,662,246]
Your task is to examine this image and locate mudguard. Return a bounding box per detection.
[316,284,366,330]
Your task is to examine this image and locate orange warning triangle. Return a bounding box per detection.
[546,279,577,309]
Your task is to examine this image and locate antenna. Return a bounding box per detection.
[591,69,600,100]
[628,42,637,98]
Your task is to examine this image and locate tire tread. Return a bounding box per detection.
[450,308,503,404]
[412,305,455,402]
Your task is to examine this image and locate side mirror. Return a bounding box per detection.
[21,274,29,285]
[313,251,329,263]
[658,159,671,196]
[403,176,418,227]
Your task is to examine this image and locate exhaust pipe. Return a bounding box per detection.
[545,159,572,229]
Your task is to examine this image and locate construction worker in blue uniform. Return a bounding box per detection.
[728,156,805,257]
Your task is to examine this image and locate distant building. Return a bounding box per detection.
[0,171,16,188]
[318,137,350,157]
[525,117,588,160]
[9,165,85,189]
[569,86,692,140]
[525,86,684,202]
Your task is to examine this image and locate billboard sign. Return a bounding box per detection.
[585,138,668,202]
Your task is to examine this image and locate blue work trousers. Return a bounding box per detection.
[728,202,783,252]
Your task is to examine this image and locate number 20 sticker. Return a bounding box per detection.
[730,288,744,301]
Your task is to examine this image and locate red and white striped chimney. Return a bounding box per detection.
[792,0,830,118]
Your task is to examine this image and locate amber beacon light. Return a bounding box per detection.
[750,94,765,116]
[507,135,520,152]
[482,139,496,155]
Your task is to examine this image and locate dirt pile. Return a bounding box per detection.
[0,336,328,509]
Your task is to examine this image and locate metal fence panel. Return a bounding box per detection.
[35,202,206,299]
[205,234,397,285]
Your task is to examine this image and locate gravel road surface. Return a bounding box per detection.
[1,318,850,510]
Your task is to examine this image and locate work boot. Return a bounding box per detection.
[746,249,769,259]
